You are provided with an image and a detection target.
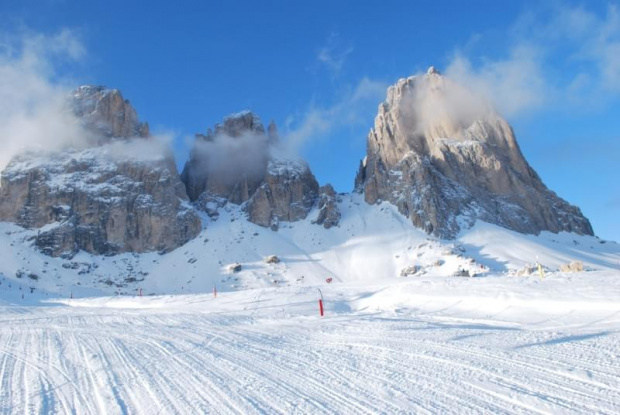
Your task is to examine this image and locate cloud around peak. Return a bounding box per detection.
[443,2,620,118]
[0,29,89,170]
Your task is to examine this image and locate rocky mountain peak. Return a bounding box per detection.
[200,110,265,140]
[0,86,199,257]
[356,71,593,238]
[427,66,440,75]
[182,111,271,203]
[71,85,149,140]
[182,112,336,230]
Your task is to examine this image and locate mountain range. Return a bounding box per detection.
[0,67,609,298]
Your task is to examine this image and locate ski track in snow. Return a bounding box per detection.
[0,194,619,413]
[1,285,619,415]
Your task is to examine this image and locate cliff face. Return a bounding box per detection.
[355,67,593,238]
[246,159,320,230]
[0,86,201,257]
[0,150,200,257]
[71,85,149,140]
[181,111,335,230]
[182,111,270,204]
[315,184,341,229]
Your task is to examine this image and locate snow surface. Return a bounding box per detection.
[0,193,619,413]
[1,274,620,414]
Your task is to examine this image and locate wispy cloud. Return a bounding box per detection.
[281,77,388,155]
[316,32,354,76]
[0,29,88,170]
[535,4,620,92]
[0,28,176,171]
[443,2,620,118]
[445,45,548,117]
[191,130,270,185]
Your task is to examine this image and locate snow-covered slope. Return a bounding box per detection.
[0,193,617,303]
[1,272,620,414]
[1,194,619,413]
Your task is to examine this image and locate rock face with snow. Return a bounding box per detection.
[246,159,319,230]
[314,184,341,229]
[355,67,593,238]
[181,111,321,229]
[0,86,201,257]
[72,85,149,140]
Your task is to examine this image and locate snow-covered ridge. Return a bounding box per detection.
[434,138,481,148]
[4,142,167,176]
[2,144,171,200]
[0,193,617,301]
[222,109,263,126]
[267,157,310,176]
[0,141,200,257]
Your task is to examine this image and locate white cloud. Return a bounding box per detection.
[191,131,270,184]
[316,33,354,76]
[443,2,620,118]
[0,29,88,171]
[350,77,390,102]
[445,45,548,117]
[567,4,620,91]
[0,29,175,173]
[101,132,174,163]
[281,77,388,155]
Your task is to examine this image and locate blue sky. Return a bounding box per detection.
[1,0,618,241]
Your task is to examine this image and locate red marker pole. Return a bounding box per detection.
[213,285,217,299]
[318,288,324,317]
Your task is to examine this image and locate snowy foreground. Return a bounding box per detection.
[1,195,620,413]
[1,273,620,414]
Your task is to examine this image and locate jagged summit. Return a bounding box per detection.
[0,75,596,258]
[200,110,265,140]
[355,71,593,238]
[0,86,200,257]
[181,111,338,230]
[427,66,440,75]
[182,111,271,203]
[71,85,149,140]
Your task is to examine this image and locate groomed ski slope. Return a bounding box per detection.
[0,193,619,413]
[1,275,620,414]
